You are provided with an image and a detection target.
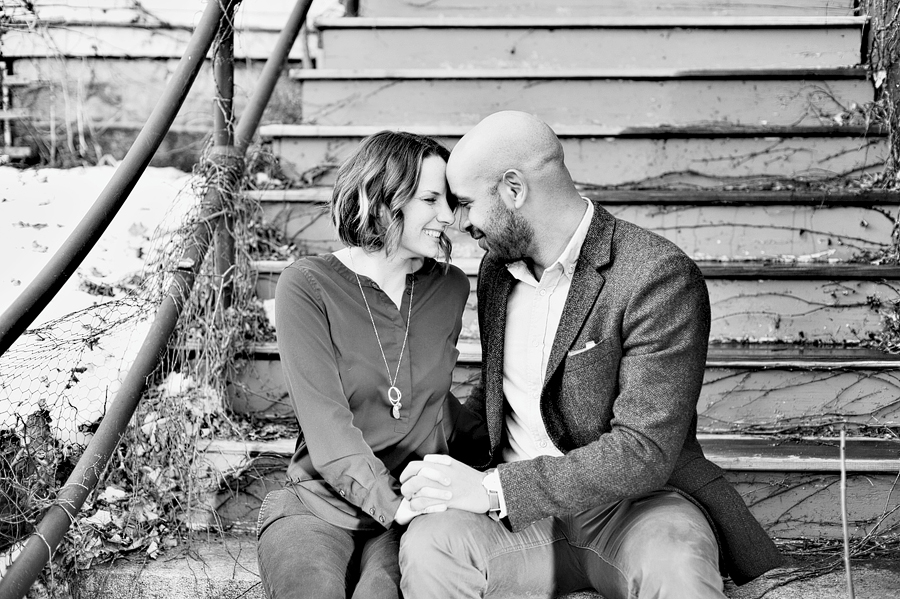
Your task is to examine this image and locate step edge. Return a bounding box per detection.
[201,435,899,472]
[259,124,885,138]
[315,16,868,28]
[241,340,900,368]
[288,67,870,80]
[250,259,900,280]
[247,187,900,207]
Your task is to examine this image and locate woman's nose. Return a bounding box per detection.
[436,201,455,225]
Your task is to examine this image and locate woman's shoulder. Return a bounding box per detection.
[276,254,344,296]
[283,254,340,278]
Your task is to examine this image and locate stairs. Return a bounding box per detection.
[222,0,900,543]
[104,0,899,597]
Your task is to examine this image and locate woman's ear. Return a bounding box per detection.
[500,169,526,210]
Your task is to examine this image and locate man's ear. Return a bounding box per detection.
[499,169,526,210]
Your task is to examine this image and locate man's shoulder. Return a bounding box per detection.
[605,213,697,272]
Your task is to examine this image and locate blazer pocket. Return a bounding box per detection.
[564,338,615,373]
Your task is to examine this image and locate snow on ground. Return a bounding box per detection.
[0,165,193,324]
[0,165,197,444]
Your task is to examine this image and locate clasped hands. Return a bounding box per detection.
[394,454,490,525]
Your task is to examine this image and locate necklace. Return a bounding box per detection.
[349,249,414,420]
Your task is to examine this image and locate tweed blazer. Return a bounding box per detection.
[466,202,783,585]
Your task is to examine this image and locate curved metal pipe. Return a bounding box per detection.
[0,0,227,357]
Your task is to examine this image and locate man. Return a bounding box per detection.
[399,111,783,598]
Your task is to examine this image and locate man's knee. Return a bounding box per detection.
[400,512,491,598]
[628,505,724,597]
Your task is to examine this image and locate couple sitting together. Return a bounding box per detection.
[255,111,784,599]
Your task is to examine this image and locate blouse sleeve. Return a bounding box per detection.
[275,265,402,528]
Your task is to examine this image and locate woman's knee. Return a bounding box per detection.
[257,514,355,599]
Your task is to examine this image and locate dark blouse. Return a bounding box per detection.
[274,254,470,530]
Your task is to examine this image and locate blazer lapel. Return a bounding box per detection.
[544,204,616,382]
[479,257,515,456]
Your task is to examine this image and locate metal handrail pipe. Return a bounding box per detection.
[213,5,238,309]
[0,204,223,599]
[234,0,313,154]
[0,0,229,357]
[0,2,310,594]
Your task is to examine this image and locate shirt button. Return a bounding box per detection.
[379,515,385,523]
[370,508,375,515]
[339,490,345,497]
[540,289,547,296]
[539,440,548,448]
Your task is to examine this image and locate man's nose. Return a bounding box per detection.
[455,207,470,232]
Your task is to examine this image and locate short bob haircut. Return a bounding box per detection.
[331,130,454,262]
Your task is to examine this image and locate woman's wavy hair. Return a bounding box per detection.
[331,130,454,262]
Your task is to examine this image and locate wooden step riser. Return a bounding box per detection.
[229,357,900,432]
[253,271,897,343]
[9,58,304,135]
[259,200,899,263]
[268,135,885,188]
[2,25,306,60]
[319,27,863,70]
[294,77,873,129]
[208,454,900,540]
[358,0,857,18]
[15,3,303,30]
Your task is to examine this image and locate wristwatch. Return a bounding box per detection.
[481,469,502,513]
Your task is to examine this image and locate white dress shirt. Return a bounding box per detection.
[487,199,594,516]
[502,198,594,463]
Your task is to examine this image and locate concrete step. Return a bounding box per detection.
[202,434,900,540]
[249,187,900,262]
[357,0,858,18]
[315,17,866,69]
[250,259,900,344]
[69,536,900,599]
[231,342,900,434]
[259,125,886,188]
[288,67,874,129]
[0,147,32,161]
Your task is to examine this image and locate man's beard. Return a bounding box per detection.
[481,201,534,263]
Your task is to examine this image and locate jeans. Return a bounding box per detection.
[400,490,726,599]
[256,489,401,599]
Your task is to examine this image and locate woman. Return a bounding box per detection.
[256,131,472,599]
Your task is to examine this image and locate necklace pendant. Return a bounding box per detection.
[388,386,402,419]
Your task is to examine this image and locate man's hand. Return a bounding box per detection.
[393,496,447,526]
[400,454,490,514]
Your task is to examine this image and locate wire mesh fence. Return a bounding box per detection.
[0,144,273,593]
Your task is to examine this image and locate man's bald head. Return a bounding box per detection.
[447,111,567,193]
[449,112,587,269]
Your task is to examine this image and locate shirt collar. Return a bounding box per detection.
[507,198,594,281]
